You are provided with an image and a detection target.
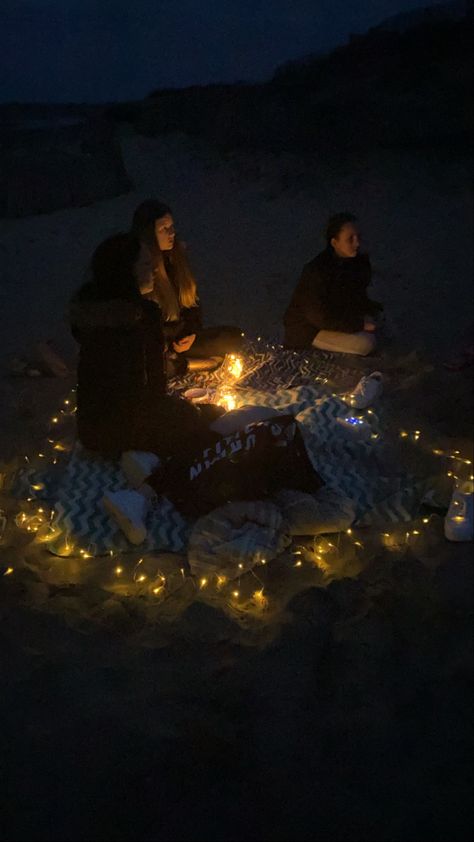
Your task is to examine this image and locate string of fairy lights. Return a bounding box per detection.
[3,340,472,613]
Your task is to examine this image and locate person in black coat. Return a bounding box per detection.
[284,213,383,355]
[70,233,219,459]
[70,232,228,543]
[130,200,243,373]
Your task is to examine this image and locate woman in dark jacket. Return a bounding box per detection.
[130,200,243,372]
[284,213,383,355]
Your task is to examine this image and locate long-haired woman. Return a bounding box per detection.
[131,199,243,372]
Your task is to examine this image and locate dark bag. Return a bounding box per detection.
[158,414,323,517]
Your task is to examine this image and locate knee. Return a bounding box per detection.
[354,332,377,356]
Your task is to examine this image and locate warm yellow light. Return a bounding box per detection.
[294,560,302,567]
[4,567,14,576]
[252,589,268,609]
[115,566,123,576]
[232,590,240,598]
[216,575,227,589]
[51,417,59,424]
[422,518,429,524]
[227,355,243,379]
[137,574,146,582]
[199,577,208,589]
[219,393,236,411]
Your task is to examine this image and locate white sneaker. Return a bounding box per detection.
[102,489,150,545]
[120,450,160,489]
[346,371,383,409]
[444,480,474,542]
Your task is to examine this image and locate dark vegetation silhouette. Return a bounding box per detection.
[107,14,472,156]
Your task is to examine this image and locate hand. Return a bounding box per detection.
[172,334,196,353]
[363,318,376,332]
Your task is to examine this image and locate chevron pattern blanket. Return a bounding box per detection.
[11,347,429,557]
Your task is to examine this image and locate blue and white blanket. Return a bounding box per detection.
[11,348,431,557]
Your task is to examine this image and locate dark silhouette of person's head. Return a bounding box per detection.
[90,233,142,300]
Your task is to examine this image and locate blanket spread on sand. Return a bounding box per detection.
[11,348,432,557]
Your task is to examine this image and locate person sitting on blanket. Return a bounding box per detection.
[70,233,322,545]
[283,213,383,355]
[131,199,244,375]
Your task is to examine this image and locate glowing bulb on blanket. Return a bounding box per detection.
[219,393,236,412]
[227,355,243,379]
[252,589,268,609]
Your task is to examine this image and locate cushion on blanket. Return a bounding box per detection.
[188,500,291,580]
[274,487,356,535]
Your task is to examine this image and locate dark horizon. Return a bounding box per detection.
[0,0,463,105]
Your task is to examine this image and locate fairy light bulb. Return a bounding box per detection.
[252,589,268,609]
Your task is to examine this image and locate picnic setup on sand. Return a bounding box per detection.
[1,205,473,628]
[4,338,473,625]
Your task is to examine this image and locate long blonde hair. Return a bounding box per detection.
[131,200,198,320]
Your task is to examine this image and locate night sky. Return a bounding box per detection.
[0,0,450,103]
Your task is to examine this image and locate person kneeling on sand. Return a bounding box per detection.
[70,234,225,535]
[131,199,243,375]
[283,213,383,355]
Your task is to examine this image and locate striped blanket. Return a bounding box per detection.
[12,347,431,556]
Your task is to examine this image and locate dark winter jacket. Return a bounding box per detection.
[283,248,383,349]
[70,283,167,455]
